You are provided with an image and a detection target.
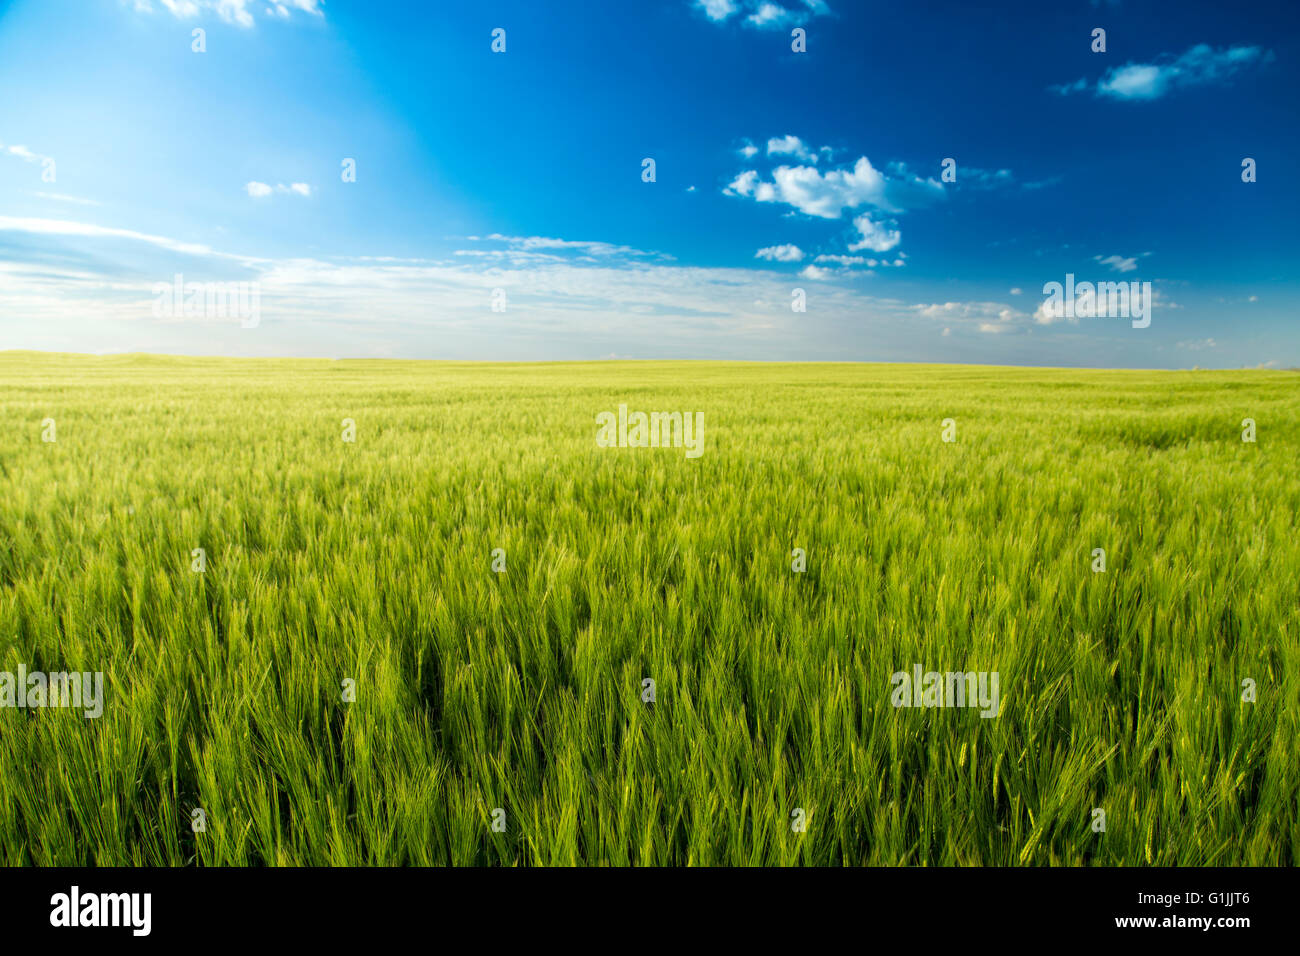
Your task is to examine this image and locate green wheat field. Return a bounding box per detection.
[1,352,1297,866]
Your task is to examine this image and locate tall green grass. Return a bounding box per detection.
[0,353,1296,865]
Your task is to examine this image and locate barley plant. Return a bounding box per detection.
[0,352,1296,865]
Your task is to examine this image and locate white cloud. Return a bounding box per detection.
[1030,283,1166,324]
[724,170,757,197]
[1034,299,1068,325]
[0,215,258,262]
[139,0,323,27]
[1009,287,1023,295]
[477,233,664,260]
[960,167,1015,188]
[847,214,901,253]
[1151,288,1181,310]
[727,154,943,222]
[1050,77,1089,96]
[768,160,880,218]
[767,135,816,162]
[159,0,202,16]
[246,181,312,198]
[0,139,54,166]
[727,148,929,263]
[31,192,102,206]
[886,158,1027,192]
[1094,254,1138,273]
[977,320,1016,334]
[747,3,793,29]
[1098,65,1166,100]
[916,300,1030,334]
[693,0,830,30]
[8,214,1197,363]
[755,244,804,262]
[1054,44,1272,101]
[0,214,966,360]
[695,0,739,21]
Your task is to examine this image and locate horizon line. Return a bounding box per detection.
[1,349,1295,373]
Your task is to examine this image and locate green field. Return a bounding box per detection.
[1,352,1296,866]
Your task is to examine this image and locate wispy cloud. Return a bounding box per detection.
[1094,253,1143,273]
[814,253,904,271]
[755,244,804,262]
[467,234,669,261]
[0,139,54,166]
[246,181,312,198]
[0,213,1028,360]
[956,166,1014,189]
[29,192,102,206]
[693,0,831,30]
[914,300,1030,335]
[135,0,324,28]
[1053,44,1273,100]
[1098,256,1137,274]
[0,215,262,262]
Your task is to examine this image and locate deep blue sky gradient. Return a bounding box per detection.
[0,0,1295,366]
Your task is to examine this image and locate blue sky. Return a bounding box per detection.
[0,0,1296,366]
